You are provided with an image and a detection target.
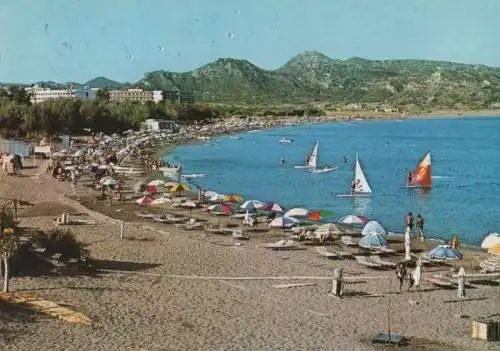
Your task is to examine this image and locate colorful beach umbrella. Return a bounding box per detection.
[170,183,190,193]
[99,176,115,185]
[148,179,165,187]
[204,190,219,198]
[307,210,335,221]
[481,232,500,249]
[425,245,463,261]
[146,185,158,194]
[135,196,154,206]
[338,214,369,225]
[269,216,300,228]
[285,208,308,217]
[488,244,500,256]
[261,202,284,213]
[207,203,231,214]
[240,200,264,210]
[223,194,243,203]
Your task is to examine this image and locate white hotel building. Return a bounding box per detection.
[25,85,75,104]
[109,89,163,103]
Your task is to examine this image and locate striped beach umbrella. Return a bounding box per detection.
[240,200,264,210]
[170,183,190,193]
[207,203,232,214]
[338,214,369,225]
[488,244,500,256]
[261,202,284,213]
[307,210,335,221]
[223,194,243,203]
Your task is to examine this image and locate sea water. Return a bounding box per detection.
[166,117,500,245]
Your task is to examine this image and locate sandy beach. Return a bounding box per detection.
[0,140,496,351]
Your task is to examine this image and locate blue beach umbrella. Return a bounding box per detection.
[424,245,463,261]
[359,233,388,249]
[361,221,387,236]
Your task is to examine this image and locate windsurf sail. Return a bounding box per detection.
[409,152,432,189]
[307,141,319,168]
[353,153,372,194]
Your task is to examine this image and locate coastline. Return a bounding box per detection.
[0,145,494,350]
[157,112,499,248]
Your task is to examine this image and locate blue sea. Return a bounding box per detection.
[165,117,500,245]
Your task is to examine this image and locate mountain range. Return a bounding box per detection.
[8,51,500,108]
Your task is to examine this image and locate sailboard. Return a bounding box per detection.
[337,153,373,197]
[403,152,432,189]
[294,141,319,169]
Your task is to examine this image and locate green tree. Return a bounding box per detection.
[95,88,111,103]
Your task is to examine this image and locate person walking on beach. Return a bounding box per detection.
[416,214,425,241]
[405,212,414,235]
[395,262,407,293]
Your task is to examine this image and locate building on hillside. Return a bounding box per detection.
[25,85,75,104]
[109,89,163,103]
[163,90,195,104]
[74,87,99,100]
[142,119,179,132]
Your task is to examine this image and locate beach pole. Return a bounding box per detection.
[456,267,465,318]
[120,220,125,240]
[330,267,343,297]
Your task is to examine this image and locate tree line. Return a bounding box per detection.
[0,86,221,138]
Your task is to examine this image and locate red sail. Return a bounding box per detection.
[410,152,432,188]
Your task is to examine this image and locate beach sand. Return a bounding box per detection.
[0,160,498,351]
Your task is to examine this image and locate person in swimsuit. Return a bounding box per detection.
[416,214,424,241]
[406,212,414,235]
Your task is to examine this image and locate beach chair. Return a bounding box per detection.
[262,239,302,250]
[315,246,338,259]
[370,255,397,268]
[354,255,383,268]
[341,236,358,247]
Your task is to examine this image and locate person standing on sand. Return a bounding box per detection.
[395,263,407,293]
[405,212,414,235]
[416,214,425,241]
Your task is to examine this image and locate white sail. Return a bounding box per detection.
[354,153,372,194]
[308,141,319,168]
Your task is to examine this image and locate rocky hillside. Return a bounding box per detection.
[138,51,500,108]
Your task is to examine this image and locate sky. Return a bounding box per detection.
[1,0,499,83]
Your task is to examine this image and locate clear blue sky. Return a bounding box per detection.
[1,0,499,83]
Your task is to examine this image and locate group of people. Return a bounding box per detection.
[405,212,425,240]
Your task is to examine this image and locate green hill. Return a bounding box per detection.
[84,77,125,89]
[139,51,500,109]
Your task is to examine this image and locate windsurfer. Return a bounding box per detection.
[351,179,361,194]
[280,157,286,165]
[407,172,413,186]
[305,153,311,165]
[343,155,348,163]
